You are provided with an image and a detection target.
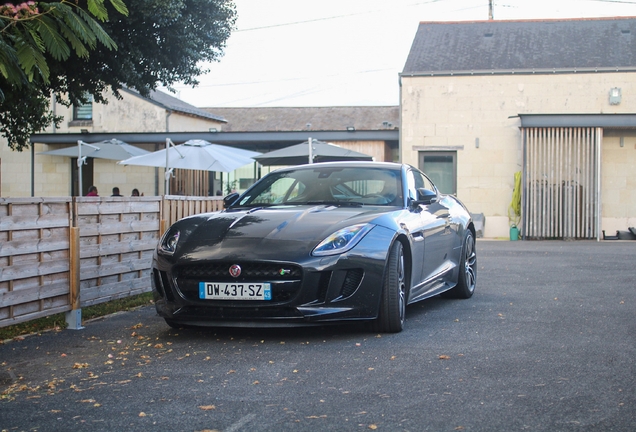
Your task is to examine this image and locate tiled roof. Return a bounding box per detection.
[200,106,399,132]
[121,88,227,122]
[402,17,636,76]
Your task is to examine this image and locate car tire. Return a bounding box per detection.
[443,230,477,299]
[372,241,407,333]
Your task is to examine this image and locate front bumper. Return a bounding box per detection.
[152,226,395,327]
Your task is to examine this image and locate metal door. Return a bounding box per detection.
[521,127,601,239]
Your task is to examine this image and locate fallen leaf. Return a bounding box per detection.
[439,355,451,360]
[139,412,147,417]
[199,405,216,411]
[73,363,89,369]
[369,425,378,430]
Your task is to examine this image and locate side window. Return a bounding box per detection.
[406,170,423,200]
[407,169,436,201]
[421,172,435,192]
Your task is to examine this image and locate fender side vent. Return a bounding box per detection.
[340,269,364,298]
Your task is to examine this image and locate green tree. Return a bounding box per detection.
[0,1,128,89]
[1,0,237,151]
[1,0,128,149]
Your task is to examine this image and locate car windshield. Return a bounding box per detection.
[235,166,403,207]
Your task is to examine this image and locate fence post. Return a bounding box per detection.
[65,226,84,330]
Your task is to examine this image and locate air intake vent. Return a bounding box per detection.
[340,269,363,298]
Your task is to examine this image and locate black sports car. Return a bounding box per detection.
[152,162,476,332]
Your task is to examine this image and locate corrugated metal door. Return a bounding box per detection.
[521,127,601,239]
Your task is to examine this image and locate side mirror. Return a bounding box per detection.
[223,192,240,208]
[414,188,438,205]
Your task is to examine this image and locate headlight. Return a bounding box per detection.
[312,224,373,257]
[159,229,180,255]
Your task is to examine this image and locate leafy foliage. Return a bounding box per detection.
[0,1,125,89]
[0,0,237,151]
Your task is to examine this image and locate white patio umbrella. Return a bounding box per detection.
[119,139,261,194]
[39,139,151,196]
[253,137,374,166]
[39,139,150,160]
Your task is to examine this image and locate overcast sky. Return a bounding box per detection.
[166,0,636,108]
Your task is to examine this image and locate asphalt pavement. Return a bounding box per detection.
[1,240,635,431]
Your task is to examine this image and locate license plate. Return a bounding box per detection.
[199,282,272,300]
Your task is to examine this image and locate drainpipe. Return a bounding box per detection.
[31,143,35,197]
[398,75,403,163]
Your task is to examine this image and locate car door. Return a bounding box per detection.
[407,169,455,300]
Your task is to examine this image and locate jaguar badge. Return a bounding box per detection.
[229,264,242,278]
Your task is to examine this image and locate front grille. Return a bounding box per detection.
[179,262,302,280]
[174,262,303,303]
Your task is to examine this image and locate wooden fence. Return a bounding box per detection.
[162,195,224,229]
[0,197,73,328]
[0,195,223,329]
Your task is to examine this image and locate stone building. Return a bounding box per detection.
[400,17,636,239]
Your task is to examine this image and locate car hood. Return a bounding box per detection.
[172,205,393,262]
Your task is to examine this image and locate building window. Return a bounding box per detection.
[73,94,93,120]
[419,151,457,195]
